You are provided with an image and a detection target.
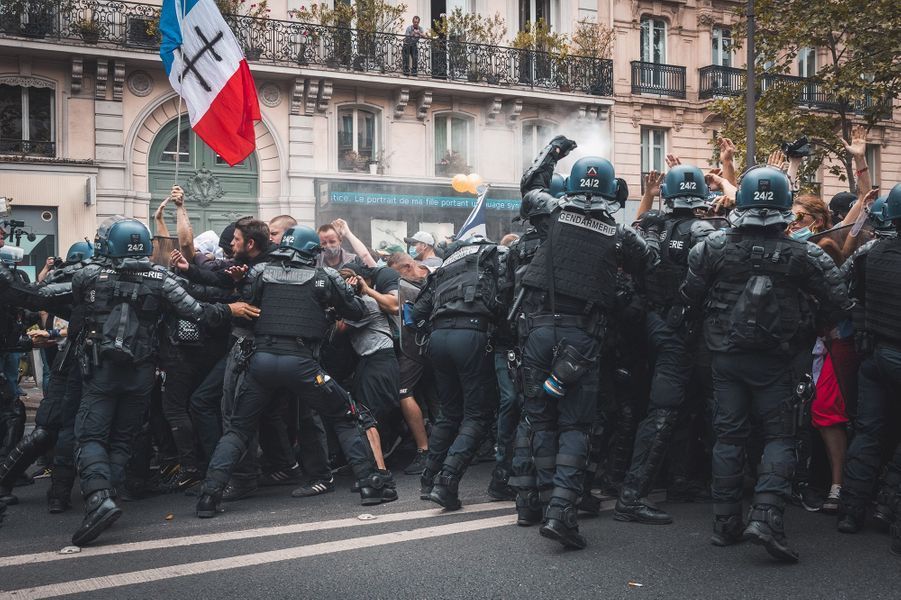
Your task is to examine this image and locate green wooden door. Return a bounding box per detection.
[148,118,259,236]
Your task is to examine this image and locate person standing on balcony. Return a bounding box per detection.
[403,16,423,76]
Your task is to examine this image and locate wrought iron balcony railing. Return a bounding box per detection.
[630,61,687,99]
[0,139,56,157]
[0,0,614,96]
[699,65,891,117]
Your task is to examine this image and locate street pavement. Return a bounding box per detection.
[1,461,900,600]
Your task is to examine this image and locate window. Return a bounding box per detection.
[640,127,666,189]
[337,107,377,172]
[519,0,553,31]
[640,17,666,64]
[797,47,817,103]
[712,27,732,67]
[0,84,54,157]
[522,122,552,172]
[865,144,880,188]
[435,114,471,176]
[160,125,190,163]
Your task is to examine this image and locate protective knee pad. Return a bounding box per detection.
[531,428,558,487]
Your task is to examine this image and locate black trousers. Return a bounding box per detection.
[710,352,796,516]
[75,362,155,496]
[843,344,901,510]
[424,328,498,478]
[204,350,375,489]
[621,311,693,496]
[521,324,600,509]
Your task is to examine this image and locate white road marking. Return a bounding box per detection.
[1,515,516,600]
[0,501,513,568]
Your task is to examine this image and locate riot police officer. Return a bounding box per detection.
[680,167,850,562]
[506,160,564,522]
[615,165,715,525]
[839,183,901,557]
[0,241,93,510]
[516,136,660,549]
[69,217,251,546]
[412,233,503,510]
[196,226,394,518]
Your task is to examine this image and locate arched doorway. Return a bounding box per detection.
[148,118,259,235]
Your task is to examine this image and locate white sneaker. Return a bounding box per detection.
[821,484,841,514]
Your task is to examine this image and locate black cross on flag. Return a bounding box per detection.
[179,26,225,92]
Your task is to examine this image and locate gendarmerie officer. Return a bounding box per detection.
[680,167,850,562]
[68,217,251,545]
[412,232,504,510]
[516,135,660,549]
[839,183,901,557]
[614,164,716,525]
[196,226,395,518]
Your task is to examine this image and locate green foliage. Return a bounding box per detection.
[512,18,567,54]
[570,17,615,59]
[433,8,507,46]
[713,0,900,191]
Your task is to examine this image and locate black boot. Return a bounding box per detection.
[872,486,895,532]
[195,485,224,518]
[359,471,398,506]
[892,522,901,557]
[515,491,543,526]
[0,484,16,506]
[419,468,437,501]
[428,472,462,510]
[539,504,586,549]
[72,489,122,546]
[578,490,602,516]
[487,465,515,501]
[710,514,745,546]
[743,503,799,563]
[837,503,865,534]
[614,487,673,524]
[47,465,76,514]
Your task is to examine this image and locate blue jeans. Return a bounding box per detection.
[494,351,519,466]
[1,352,21,397]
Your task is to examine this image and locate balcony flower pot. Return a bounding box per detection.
[369,162,378,175]
[485,74,499,85]
[245,47,263,61]
[558,83,572,92]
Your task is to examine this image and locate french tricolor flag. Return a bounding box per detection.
[159,0,261,166]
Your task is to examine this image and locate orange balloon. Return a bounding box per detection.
[466,173,483,193]
[451,173,469,193]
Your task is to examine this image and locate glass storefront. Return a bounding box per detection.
[314,179,524,252]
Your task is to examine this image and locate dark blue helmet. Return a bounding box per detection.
[883,182,901,221]
[549,173,566,198]
[869,195,893,232]
[65,240,94,263]
[566,157,618,199]
[661,165,710,210]
[279,226,321,263]
[731,166,794,227]
[94,217,152,258]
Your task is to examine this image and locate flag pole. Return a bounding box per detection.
[173,0,188,185]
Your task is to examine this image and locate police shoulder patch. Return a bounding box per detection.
[558,211,616,236]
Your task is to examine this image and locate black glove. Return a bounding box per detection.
[638,209,667,235]
[549,135,577,158]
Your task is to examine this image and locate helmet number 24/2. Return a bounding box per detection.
[127,243,145,252]
[753,191,774,201]
[679,181,697,190]
[579,178,600,188]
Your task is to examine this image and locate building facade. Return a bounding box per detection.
[1,0,898,277]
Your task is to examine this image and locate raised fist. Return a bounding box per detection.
[549,135,578,157]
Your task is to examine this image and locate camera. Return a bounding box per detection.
[781,136,811,159]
